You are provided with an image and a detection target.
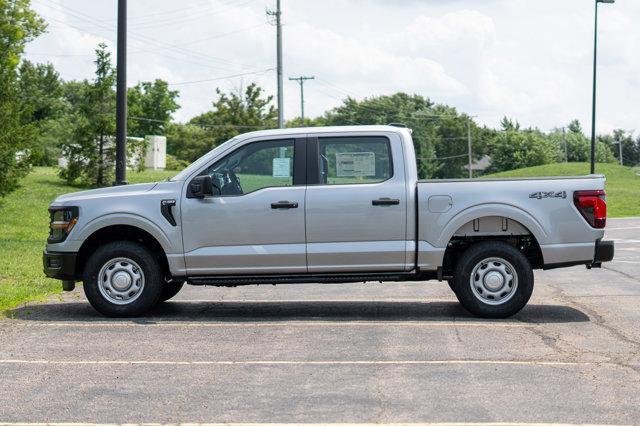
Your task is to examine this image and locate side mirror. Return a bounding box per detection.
[188,175,219,198]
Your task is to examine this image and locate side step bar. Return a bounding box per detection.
[188,272,414,287]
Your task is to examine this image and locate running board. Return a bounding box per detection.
[187,272,414,287]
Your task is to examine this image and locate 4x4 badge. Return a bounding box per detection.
[529,191,567,200]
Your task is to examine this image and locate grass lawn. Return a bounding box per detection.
[485,162,640,218]
[0,167,175,314]
[1,162,638,313]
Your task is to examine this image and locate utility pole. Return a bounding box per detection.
[467,117,473,179]
[267,0,284,128]
[289,76,314,124]
[563,127,568,162]
[114,0,128,185]
[616,136,623,166]
[590,0,615,174]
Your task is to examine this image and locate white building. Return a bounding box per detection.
[144,135,166,170]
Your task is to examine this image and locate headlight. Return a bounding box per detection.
[48,207,79,243]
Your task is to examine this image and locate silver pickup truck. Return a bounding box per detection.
[44,125,614,318]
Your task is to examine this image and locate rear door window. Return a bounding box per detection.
[317,136,392,185]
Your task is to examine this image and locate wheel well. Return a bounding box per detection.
[442,218,544,275]
[75,225,171,280]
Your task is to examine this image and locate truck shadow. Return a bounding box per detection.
[8,300,590,324]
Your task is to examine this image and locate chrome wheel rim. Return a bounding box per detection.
[97,257,145,305]
[470,257,518,305]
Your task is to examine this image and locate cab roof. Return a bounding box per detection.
[235,125,409,140]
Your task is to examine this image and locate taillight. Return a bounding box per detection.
[573,190,606,229]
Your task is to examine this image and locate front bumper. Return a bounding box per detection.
[594,239,614,264]
[43,250,77,281]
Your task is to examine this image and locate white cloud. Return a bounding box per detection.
[22,0,640,133]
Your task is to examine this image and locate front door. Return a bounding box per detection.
[181,137,307,275]
[305,133,408,272]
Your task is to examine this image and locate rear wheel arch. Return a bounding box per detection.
[442,216,544,275]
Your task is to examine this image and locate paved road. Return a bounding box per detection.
[1,218,639,425]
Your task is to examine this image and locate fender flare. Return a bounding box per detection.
[73,213,173,253]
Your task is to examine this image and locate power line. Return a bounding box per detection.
[125,0,257,30]
[100,0,213,23]
[167,68,275,86]
[36,0,263,72]
[417,153,469,161]
[130,116,272,130]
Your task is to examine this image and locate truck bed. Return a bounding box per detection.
[415,175,607,270]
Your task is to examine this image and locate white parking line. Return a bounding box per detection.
[4,321,536,328]
[167,298,457,303]
[613,260,640,264]
[0,359,602,367]
[48,298,458,305]
[0,423,627,426]
[609,239,640,244]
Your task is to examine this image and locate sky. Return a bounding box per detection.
[24,0,640,134]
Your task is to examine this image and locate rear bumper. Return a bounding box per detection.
[542,239,613,270]
[594,239,614,263]
[43,250,77,281]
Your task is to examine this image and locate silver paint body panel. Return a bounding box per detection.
[305,130,408,272]
[181,186,307,275]
[46,125,607,278]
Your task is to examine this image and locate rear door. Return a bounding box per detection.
[305,133,408,272]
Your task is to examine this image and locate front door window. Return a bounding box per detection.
[205,139,295,196]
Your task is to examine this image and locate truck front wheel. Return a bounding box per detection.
[159,282,184,302]
[83,241,163,317]
[452,241,533,318]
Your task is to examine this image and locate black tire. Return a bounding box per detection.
[451,241,534,318]
[447,279,457,295]
[159,281,184,302]
[83,241,163,317]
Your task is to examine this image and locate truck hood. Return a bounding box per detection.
[52,182,158,205]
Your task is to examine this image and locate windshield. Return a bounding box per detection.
[169,137,238,181]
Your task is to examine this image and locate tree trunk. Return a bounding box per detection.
[97,133,104,187]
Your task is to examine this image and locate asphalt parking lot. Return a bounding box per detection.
[1,218,639,425]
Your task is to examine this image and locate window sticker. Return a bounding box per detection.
[272,157,291,178]
[336,152,376,177]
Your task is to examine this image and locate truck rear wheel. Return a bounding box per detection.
[452,241,533,318]
[83,241,163,317]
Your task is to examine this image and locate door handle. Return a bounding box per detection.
[271,201,299,209]
[372,198,400,206]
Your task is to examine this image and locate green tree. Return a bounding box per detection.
[321,93,489,178]
[17,60,66,165]
[500,117,520,131]
[128,79,180,137]
[488,129,561,173]
[169,83,276,162]
[166,123,212,163]
[601,130,640,166]
[560,120,615,163]
[59,43,116,186]
[0,0,46,196]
